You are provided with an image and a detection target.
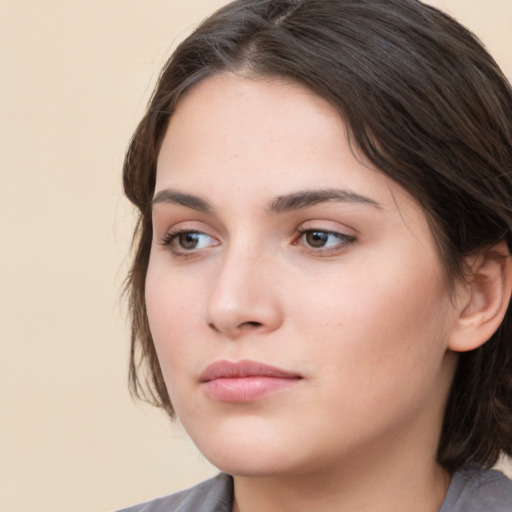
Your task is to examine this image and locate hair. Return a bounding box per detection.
[123,0,512,473]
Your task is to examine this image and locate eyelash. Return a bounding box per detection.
[157,228,356,257]
[158,229,219,257]
[294,229,356,255]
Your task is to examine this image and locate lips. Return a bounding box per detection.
[199,360,302,402]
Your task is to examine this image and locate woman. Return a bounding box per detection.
[119,0,512,510]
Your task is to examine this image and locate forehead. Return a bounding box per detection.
[156,73,428,232]
[159,74,358,188]
[158,73,344,177]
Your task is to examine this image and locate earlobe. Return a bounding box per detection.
[448,241,512,353]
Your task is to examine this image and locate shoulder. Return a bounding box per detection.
[114,473,233,512]
[440,467,512,512]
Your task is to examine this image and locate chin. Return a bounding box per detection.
[205,451,305,478]
[184,420,304,477]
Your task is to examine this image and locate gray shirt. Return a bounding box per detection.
[439,467,512,511]
[117,468,512,512]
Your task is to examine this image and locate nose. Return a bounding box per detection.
[205,245,283,339]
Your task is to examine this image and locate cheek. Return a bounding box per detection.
[291,251,452,378]
[292,272,453,437]
[145,260,202,379]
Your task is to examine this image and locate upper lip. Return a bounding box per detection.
[199,359,302,382]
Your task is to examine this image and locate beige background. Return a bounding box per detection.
[1,1,511,511]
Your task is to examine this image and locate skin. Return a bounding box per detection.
[145,74,468,512]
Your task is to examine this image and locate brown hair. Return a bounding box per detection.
[123,0,512,473]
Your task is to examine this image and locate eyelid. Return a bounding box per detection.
[293,222,357,255]
[155,222,220,257]
[160,229,215,244]
[152,217,217,243]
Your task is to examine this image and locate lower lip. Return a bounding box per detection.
[202,376,300,402]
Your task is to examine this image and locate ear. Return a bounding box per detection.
[449,241,512,353]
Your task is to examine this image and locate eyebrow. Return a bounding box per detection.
[151,188,380,213]
[152,190,211,212]
[267,189,381,213]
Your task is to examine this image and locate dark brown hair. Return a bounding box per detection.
[123,0,512,473]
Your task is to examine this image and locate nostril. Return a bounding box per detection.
[240,321,263,328]
[207,320,262,333]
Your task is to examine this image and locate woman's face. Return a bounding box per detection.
[146,74,461,477]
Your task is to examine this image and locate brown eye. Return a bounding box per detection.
[178,232,202,250]
[305,231,330,248]
[161,230,219,254]
[297,229,356,251]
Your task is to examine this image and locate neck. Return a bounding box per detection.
[232,431,451,512]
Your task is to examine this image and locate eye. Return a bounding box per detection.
[160,230,219,254]
[296,229,355,251]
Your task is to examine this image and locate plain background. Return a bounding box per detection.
[1,1,511,511]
